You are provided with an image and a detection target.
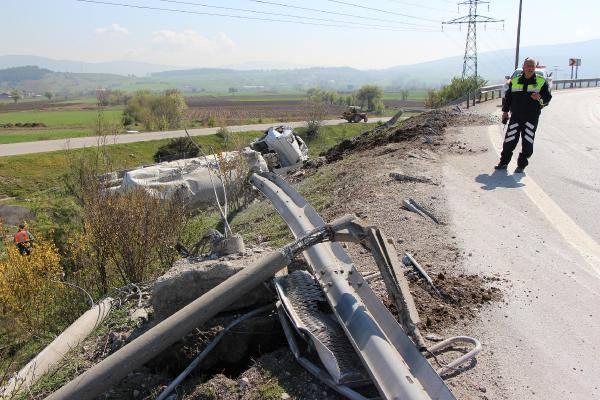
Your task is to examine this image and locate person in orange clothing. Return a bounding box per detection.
[13,223,34,255]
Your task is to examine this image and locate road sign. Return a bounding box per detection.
[569,58,581,66]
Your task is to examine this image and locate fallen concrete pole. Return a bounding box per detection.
[1,298,113,399]
[45,249,296,400]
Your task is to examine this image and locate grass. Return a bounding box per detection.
[0,109,122,129]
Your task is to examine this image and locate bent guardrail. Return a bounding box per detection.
[460,78,600,109]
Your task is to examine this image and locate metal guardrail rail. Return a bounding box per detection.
[460,78,600,109]
[251,171,456,400]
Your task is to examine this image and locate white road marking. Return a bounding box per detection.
[488,125,600,276]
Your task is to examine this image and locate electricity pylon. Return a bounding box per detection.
[443,1,504,78]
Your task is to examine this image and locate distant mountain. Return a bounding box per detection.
[1,39,598,93]
[0,55,182,76]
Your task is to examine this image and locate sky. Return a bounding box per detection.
[1,0,598,70]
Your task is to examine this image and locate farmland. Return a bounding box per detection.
[0,93,424,144]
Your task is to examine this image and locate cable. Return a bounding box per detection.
[76,0,441,31]
[156,0,433,31]
[247,0,439,28]
[380,0,458,14]
[156,304,274,400]
[323,0,442,23]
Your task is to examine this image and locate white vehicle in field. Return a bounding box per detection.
[501,67,553,100]
[250,125,309,169]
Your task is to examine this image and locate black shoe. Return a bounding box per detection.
[514,167,525,173]
[494,163,508,170]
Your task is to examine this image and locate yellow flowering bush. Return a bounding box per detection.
[0,238,63,332]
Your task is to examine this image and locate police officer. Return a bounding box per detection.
[496,57,552,173]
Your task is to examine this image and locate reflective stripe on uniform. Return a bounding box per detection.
[505,136,517,143]
[524,135,534,144]
[509,123,519,129]
[506,129,518,136]
[525,128,535,136]
[525,122,535,129]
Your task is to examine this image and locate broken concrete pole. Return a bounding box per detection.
[1,298,113,399]
[152,254,273,321]
[46,250,293,400]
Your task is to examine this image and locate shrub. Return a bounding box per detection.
[0,236,63,333]
[304,100,327,140]
[216,126,230,142]
[425,76,487,108]
[123,89,187,131]
[153,137,199,163]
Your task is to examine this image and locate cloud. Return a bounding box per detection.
[575,26,592,38]
[151,30,235,53]
[96,23,129,35]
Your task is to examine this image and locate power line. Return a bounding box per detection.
[246,0,439,28]
[323,0,442,23]
[75,0,441,31]
[155,0,432,30]
[379,0,457,14]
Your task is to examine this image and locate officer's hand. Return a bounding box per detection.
[501,112,509,125]
[530,93,541,101]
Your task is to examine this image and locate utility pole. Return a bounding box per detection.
[443,1,504,79]
[515,0,523,69]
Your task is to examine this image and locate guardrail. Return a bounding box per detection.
[461,78,600,109]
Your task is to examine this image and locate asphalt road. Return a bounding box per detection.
[444,88,600,399]
[0,118,390,157]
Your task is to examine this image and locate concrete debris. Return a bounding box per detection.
[389,170,433,184]
[0,204,33,226]
[212,234,245,257]
[129,308,149,324]
[152,250,274,321]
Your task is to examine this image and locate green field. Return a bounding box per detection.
[0,129,96,144]
[0,109,122,128]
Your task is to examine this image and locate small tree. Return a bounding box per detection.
[356,85,383,112]
[400,89,409,101]
[44,91,53,101]
[10,89,21,104]
[228,87,238,95]
[304,100,327,140]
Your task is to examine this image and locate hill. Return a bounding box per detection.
[1,39,598,94]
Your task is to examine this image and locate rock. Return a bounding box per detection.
[0,204,33,226]
[212,234,245,256]
[238,377,250,388]
[152,254,274,321]
[129,308,148,324]
[280,393,291,399]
